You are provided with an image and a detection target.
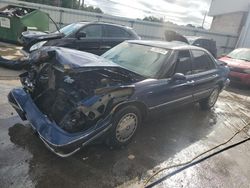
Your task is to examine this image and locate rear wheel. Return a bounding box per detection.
[200,87,220,110]
[106,105,141,148]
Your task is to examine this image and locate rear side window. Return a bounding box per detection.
[79,25,102,38]
[104,25,131,38]
[174,50,192,75]
[191,50,216,74]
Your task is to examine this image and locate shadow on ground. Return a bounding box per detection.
[226,83,250,97]
[7,104,217,188]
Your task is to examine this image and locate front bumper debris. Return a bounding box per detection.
[8,88,113,157]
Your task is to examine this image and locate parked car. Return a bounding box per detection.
[8,41,229,157]
[185,36,217,58]
[19,22,140,55]
[219,48,250,86]
[165,30,217,57]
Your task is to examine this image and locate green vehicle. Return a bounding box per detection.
[0,5,49,43]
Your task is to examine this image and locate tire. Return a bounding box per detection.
[106,105,141,148]
[199,87,220,110]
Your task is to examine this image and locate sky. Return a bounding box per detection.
[84,0,213,29]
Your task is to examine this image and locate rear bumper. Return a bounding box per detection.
[229,71,250,85]
[8,88,112,157]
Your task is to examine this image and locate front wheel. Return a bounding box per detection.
[106,105,141,148]
[199,87,220,110]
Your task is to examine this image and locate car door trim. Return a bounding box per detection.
[193,88,212,98]
[149,95,193,110]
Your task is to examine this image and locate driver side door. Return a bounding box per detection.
[149,50,195,110]
[74,24,103,55]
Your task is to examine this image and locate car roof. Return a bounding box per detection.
[127,40,204,51]
[185,36,212,40]
[78,21,133,30]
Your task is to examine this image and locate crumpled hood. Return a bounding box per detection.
[20,30,64,46]
[30,46,123,70]
[219,57,250,69]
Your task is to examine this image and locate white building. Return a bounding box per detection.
[209,0,250,48]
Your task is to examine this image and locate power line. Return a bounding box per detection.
[85,0,212,27]
[85,0,173,18]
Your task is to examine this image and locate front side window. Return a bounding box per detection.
[193,39,203,46]
[79,25,102,38]
[57,23,85,36]
[102,42,170,78]
[174,50,192,75]
[191,50,215,74]
[104,25,130,38]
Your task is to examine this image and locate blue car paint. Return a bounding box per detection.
[8,45,230,157]
[9,88,113,156]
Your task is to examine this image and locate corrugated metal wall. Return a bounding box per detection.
[0,0,239,55]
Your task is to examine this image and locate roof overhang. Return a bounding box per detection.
[209,0,250,16]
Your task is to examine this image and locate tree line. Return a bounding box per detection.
[19,0,103,13]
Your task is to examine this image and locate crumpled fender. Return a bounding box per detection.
[9,88,113,147]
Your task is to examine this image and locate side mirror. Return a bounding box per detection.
[76,32,86,39]
[172,73,186,81]
[217,60,227,66]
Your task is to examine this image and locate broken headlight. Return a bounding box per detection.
[30,41,47,52]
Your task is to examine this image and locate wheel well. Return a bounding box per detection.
[217,82,224,91]
[112,101,148,120]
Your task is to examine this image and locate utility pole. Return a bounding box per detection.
[201,11,207,28]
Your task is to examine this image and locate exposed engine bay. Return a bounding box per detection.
[20,52,135,133]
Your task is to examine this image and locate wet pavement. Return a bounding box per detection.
[0,43,250,188]
[0,77,250,188]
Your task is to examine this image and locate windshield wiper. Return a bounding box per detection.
[238,58,250,62]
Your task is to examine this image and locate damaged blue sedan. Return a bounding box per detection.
[8,41,230,157]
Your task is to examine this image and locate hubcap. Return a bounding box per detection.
[209,89,219,106]
[116,113,138,143]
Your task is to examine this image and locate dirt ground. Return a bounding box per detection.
[0,44,250,188]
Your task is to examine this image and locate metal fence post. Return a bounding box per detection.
[59,9,63,28]
[96,15,102,21]
[224,35,230,53]
[129,21,135,28]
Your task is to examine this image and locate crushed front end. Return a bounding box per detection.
[8,47,136,157]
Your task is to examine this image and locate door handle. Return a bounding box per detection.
[100,45,111,49]
[186,80,195,86]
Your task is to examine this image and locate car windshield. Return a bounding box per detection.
[55,23,86,36]
[227,48,250,62]
[102,42,170,78]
